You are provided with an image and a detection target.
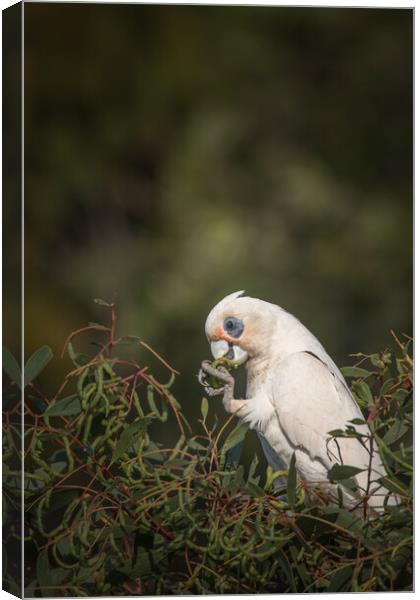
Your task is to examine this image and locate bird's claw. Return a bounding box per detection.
[198,360,234,397]
[197,372,224,396]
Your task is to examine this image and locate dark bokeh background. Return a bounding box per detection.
[18,4,412,424]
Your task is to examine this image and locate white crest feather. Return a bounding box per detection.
[217,290,246,307]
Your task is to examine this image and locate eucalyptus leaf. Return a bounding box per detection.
[340,366,371,379]
[328,464,364,481]
[353,380,374,406]
[200,396,208,421]
[220,421,248,460]
[112,418,150,462]
[24,346,53,387]
[349,418,366,425]
[3,347,21,388]
[43,395,81,416]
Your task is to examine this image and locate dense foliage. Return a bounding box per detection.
[3,303,412,595]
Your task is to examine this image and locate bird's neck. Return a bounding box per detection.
[246,355,272,385]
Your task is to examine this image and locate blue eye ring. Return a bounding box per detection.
[223,317,244,339]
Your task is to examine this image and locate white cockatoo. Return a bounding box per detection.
[200,290,397,513]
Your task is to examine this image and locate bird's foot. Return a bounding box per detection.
[198,360,246,416]
[198,360,234,397]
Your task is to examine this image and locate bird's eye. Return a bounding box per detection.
[223,317,244,338]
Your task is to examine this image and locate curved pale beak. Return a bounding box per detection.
[210,340,249,365]
[210,339,229,359]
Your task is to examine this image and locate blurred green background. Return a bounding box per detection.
[18,5,412,422]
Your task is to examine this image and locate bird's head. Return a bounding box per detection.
[204,291,277,365]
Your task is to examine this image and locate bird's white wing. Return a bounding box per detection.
[269,351,374,475]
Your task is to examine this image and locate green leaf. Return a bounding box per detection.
[379,476,408,496]
[341,366,371,379]
[146,441,165,462]
[335,510,363,532]
[187,439,207,450]
[226,440,244,469]
[287,452,297,505]
[3,347,21,388]
[265,466,287,490]
[328,464,364,481]
[112,418,149,462]
[147,386,168,421]
[67,341,77,362]
[24,346,53,388]
[276,552,297,593]
[246,481,265,497]
[349,418,366,425]
[376,435,412,472]
[353,380,373,406]
[220,421,248,463]
[225,465,244,493]
[201,396,208,421]
[383,421,409,446]
[328,428,345,437]
[66,342,90,367]
[43,395,81,416]
[380,378,395,396]
[247,455,260,485]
